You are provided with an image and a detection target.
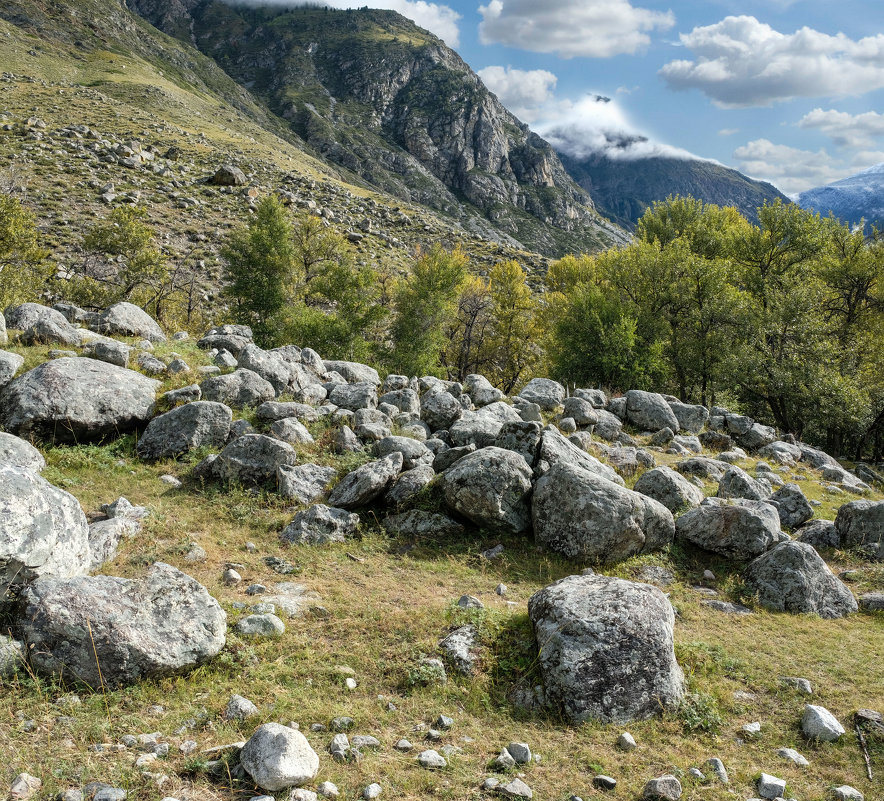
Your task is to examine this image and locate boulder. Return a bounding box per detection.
[534,426,624,485]
[633,466,705,513]
[280,504,359,545]
[214,434,298,486]
[240,723,320,791]
[257,401,319,423]
[378,388,420,415]
[835,500,884,559]
[20,562,226,687]
[562,397,598,427]
[625,390,680,433]
[495,420,543,466]
[439,447,532,534]
[277,464,338,504]
[574,388,607,408]
[0,358,159,443]
[0,465,91,587]
[759,440,802,466]
[528,574,684,723]
[322,360,380,385]
[198,324,253,357]
[0,350,25,390]
[667,401,708,433]
[593,408,623,441]
[717,465,771,501]
[209,164,247,186]
[329,382,377,412]
[95,302,166,342]
[766,483,813,529]
[533,462,674,562]
[385,463,435,507]
[373,435,431,470]
[675,498,788,559]
[9,304,82,346]
[518,378,565,411]
[237,344,296,395]
[136,401,232,460]
[328,452,403,508]
[744,541,858,618]
[270,418,315,446]
[463,374,504,407]
[421,390,462,431]
[675,457,731,481]
[383,510,465,538]
[740,422,778,451]
[0,431,45,472]
[200,368,275,409]
[796,519,840,549]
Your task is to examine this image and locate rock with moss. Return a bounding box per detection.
[137,401,232,461]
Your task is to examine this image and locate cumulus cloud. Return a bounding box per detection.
[659,15,884,107]
[476,66,558,123]
[478,0,675,59]
[732,138,851,195]
[535,94,709,162]
[323,0,461,45]
[799,108,884,149]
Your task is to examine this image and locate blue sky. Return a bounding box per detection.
[322,0,884,196]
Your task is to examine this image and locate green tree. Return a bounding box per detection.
[222,197,296,347]
[0,194,50,310]
[390,244,468,377]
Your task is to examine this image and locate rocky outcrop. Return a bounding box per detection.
[0,432,46,473]
[835,500,884,559]
[94,301,166,342]
[529,574,684,723]
[675,498,788,559]
[136,401,232,460]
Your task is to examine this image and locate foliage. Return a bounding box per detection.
[0,194,51,310]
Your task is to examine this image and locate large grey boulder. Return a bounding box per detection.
[675,498,788,559]
[237,344,296,395]
[214,434,298,486]
[518,378,565,411]
[667,401,709,433]
[240,723,320,791]
[717,465,771,501]
[633,466,705,513]
[675,457,731,481]
[277,464,338,504]
[0,358,159,444]
[0,350,24,390]
[562,397,598,427]
[20,562,226,687]
[744,541,858,618]
[421,390,462,431]
[593,408,623,441]
[740,422,778,451]
[379,388,420,415]
[386,464,436,507]
[464,374,504,407]
[495,420,543,466]
[95,302,166,342]
[200,368,275,409]
[0,465,91,588]
[374,436,431,470]
[257,401,319,423]
[835,500,884,559]
[767,483,813,529]
[198,324,253,357]
[625,390,680,433]
[0,432,45,472]
[322,360,380,385]
[329,382,377,412]
[328,452,403,508]
[439,447,532,534]
[535,426,624,485]
[280,504,359,545]
[796,519,840,549]
[533,462,674,563]
[136,401,232,460]
[7,304,82,346]
[759,440,802,466]
[528,574,684,723]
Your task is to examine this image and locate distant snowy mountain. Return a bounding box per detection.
[798,164,884,230]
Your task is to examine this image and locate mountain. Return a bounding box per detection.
[126,0,624,256]
[557,151,790,230]
[798,164,884,230]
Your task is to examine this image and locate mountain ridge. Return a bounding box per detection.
[799,164,884,230]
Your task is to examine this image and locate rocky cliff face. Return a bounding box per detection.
[128,2,623,255]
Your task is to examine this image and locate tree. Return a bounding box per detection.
[222,196,296,347]
[0,194,50,310]
[443,274,493,381]
[390,244,468,377]
[290,212,347,303]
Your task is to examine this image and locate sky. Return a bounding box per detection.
[318,0,884,197]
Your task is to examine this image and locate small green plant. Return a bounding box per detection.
[676,690,723,733]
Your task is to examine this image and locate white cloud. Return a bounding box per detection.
[659,15,884,107]
[478,0,675,59]
[322,0,461,46]
[799,108,884,149]
[718,128,739,136]
[476,66,558,122]
[732,138,851,195]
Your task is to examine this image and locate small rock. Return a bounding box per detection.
[493,747,516,770]
[756,773,786,800]
[436,714,454,730]
[643,775,682,800]
[742,721,762,739]
[777,747,809,767]
[497,778,533,799]
[9,774,42,801]
[832,786,864,801]
[345,677,357,690]
[417,749,447,768]
[236,614,285,638]
[780,676,812,694]
[224,694,259,721]
[617,732,637,750]
[495,583,507,596]
[705,758,728,783]
[457,594,484,609]
[802,704,845,741]
[688,768,704,780]
[593,776,617,791]
[316,782,339,798]
[362,784,382,800]
[223,568,242,585]
[394,739,413,751]
[506,742,531,764]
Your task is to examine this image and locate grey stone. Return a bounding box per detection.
[617,732,637,750]
[0,350,24,391]
[675,457,731,481]
[562,397,598,426]
[776,747,809,766]
[378,388,420,415]
[200,369,275,409]
[417,749,446,769]
[270,418,315,446]
[859,592,884,611]
[20,562,226,688]
[91,340,130,368]
[277,464,338,504]
[528,574,683,723]
[237,345,296,395]
[780,676,813,694]
[257,401,319,423]
[702,600,753,614]
[385,464,435,507]
[519,378,565,411]
[0,465,91,587]
[575,388,607,407]
[0,635,24,678]
[497,778,533,799]
[215,434,298,486]
[534,426,624,485]
[740,423,779,451]
[236,614,286,638]
[675,498,788,559]
[433,444,476,472]
[0,358,159,443]
[667,401,709,433]
[88,516,140,569]
[362,784,382,800]
[137,401,232,460]
[832,786,864,801]
[322,361,379,385]
[209,164,247,186]
[328,452,403,508]
[281,505,359,545]
[705,757,728,783]
[802,704,845,741]
[759,440,802,465]
[756,773,786,800]
[506,742,531,763]
[533,462,674,563]
[439,446,533,534]
[329,382,377,412]
[796,519,840,548]
[96,302,165,342]
[766,483,813,529]
[625,390,680,433]
[835,500,884,559]
[421,390,463,431]
[383,510,464,538]
[495,420,542,466]
[593,775,617,791]
[717,466,771,501]
[493,747,516,770]
[463,374,504,407]
[633,466,704,513]
[162,383,201,406]
[642,774,682,800]
[374,436,431,470]
[438,624,478,675]
[213,349,238,370]
[0,431,45,472]
[198,326,253,357]
[240,723,320,790]
[745,542,858,618]
[137,352,167,376]
[224,694,259,721]
[333,425,362,453]
[593,409,623,441]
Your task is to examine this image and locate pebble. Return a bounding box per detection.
[362,784,382,800]
[9,774,42,801]
[617,731,637,750]
[345,677,357,690]
[317,783,339,798]
[756,773,786,800]
[777,747,809,767]
[417,749,447,768]
[593,775,617,791]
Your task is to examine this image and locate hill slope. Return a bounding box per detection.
[798,164,884,230]
[559,151,790,230]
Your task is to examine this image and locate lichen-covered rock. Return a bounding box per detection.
[87,516,140,569]
[0,350,24,391]
[0,358,159,443]
[438,624,479,675]
[280,504,359,545]
[277,464,338,504]
[421,390,463,431]
[562,397,599,427]
[835,500,884,559]
[717,465,771,501]
[675,457,731,481]
[198,324,253,356]
[137,401,232,460]
[386,464,436,507]
[240,723,320,791]
[518,378,565,411]
[0,465,91,587]
[20,562,226,687]
[329,382,377,412]
[322,360,380,385]
[214,434,298,486]
[200,368,275,409]
[667,401,709,434]
[744,541,858,618]
[464,374,504,407]
[383,510,465,538]
[625,390,680,433]
[373,435,431,470]
[766,483,813,529]
[95,301,166,342]
[633,466,704,513]
[0,431,45,472]
[328,452,404,508]
[796,519,840,549]
[675,498,788,559]
[528,573,684,723]
[533,462,674,562]
[439,447,532,534]
[534,426,624,485]
[237,344,298,395]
